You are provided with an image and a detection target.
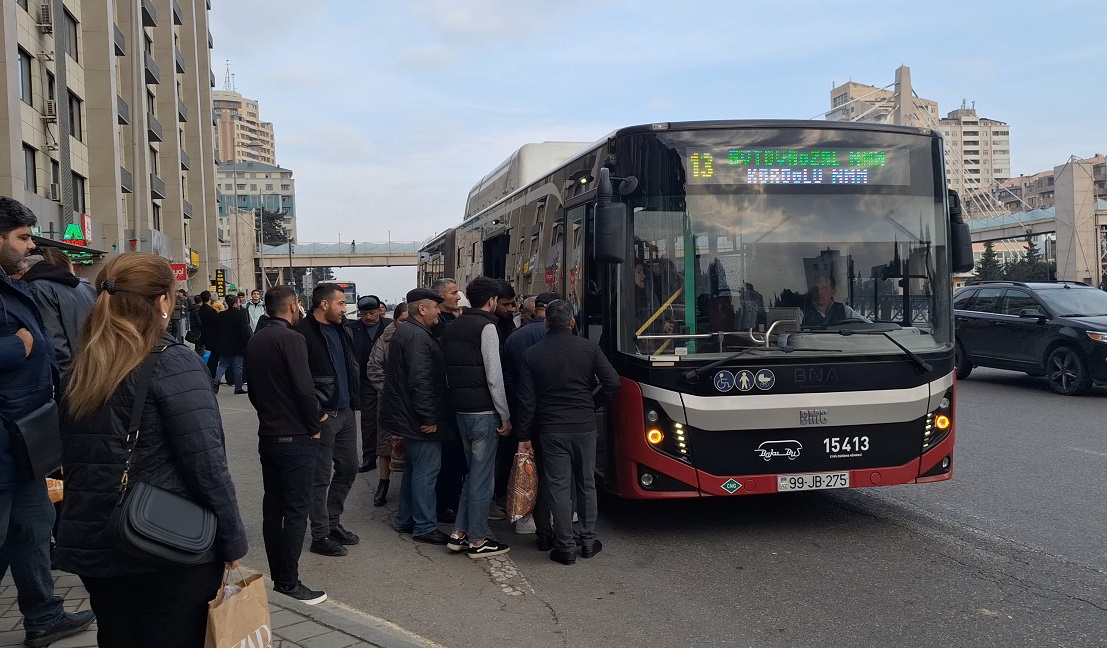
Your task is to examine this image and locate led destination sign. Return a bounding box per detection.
[687,148,909,186]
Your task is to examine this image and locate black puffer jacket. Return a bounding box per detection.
[379,318,453,441]
[56,336,248,577]
[22,262,95,390]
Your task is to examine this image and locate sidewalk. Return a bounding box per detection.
[1,570,440,648]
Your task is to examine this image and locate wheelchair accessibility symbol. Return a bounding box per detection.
[714,370,735,392]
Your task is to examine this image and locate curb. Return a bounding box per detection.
[247,569,443,648]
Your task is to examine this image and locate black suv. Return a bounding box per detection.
[954,281,1107,395]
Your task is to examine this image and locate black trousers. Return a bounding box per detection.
[81,561,224,648]
[259,434,319,589]
[360,382,379,464]
[206,349,221,380]
[310,408,358,540]
[436,437,467,516]
[541,430,598,553]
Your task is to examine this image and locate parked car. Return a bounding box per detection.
[953,281,1107,395]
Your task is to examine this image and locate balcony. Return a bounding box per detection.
[174,45,185,74]
[150,173,167,199]
[141,0,156,27]
[177,99,188,122]
[143,52,161,85]
[116,95,130,125]
[172,0,183,25]
[180,148,190,171]
[147,113,163,142]
[183,199,193,219]
[113,23,125,56]
[120,167,134,194]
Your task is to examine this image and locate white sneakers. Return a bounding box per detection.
[514,514,537,535]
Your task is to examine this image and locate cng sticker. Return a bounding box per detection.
[721,479,741,494]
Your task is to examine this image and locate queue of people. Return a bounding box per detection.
[0,193,620,647]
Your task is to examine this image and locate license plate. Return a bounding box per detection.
[776,471,850,492]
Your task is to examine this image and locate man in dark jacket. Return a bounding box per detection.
[380,288,452,544]
[198,291,220,378]
[245,285,327,605]
[214,295,251,394]
[518,300,620,565]
[189,295,204,355]
[294,283,361,557]
[440,277,512,558]
[502,291,560,539]
[345,294,391,473]
[0,197,95,646]
[22,253,96,394]
[430,277,464,523]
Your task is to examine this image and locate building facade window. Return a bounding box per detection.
[18,49,32,105]
[265,184,273,191]
[63,10,80,62]
[45,71,55,102]
[23,145,37,193]
[72,173,87,213]
[152,202,161,231]
[17,0,28,11]
[249,184,257,191]
[68,92,83,141]
[50,160,59,187]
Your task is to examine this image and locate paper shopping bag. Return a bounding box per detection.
[506,451,538,523]
[205,572,273,648]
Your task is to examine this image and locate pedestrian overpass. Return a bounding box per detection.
[258,241,422,269]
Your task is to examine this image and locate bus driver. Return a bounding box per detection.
[800,275,869,328]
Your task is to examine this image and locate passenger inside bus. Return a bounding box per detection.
[799,275,870,328]
[634,260,674,353]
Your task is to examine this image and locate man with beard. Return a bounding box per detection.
[0,197,95,646]
[295,284,360,557]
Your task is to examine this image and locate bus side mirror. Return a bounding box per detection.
[948,189,974,273]
[594,202,626,264]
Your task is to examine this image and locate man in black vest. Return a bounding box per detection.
[345,295,391,473]
[244,285,327,605]
[440,276,512,559]
[800,275,868,328]
[294,283,361,558]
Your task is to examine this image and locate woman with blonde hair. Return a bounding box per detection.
[56,253,248,647]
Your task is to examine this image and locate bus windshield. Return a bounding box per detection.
[616,126,952,358]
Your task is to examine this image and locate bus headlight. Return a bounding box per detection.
[924,390,954,452]
[642,400,691,463]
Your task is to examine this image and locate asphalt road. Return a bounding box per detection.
[217,367,1107,648]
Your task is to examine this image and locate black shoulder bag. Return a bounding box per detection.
[107,347,218,565]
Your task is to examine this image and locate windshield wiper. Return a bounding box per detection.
[791,329,933,373]
[682,347,764,383]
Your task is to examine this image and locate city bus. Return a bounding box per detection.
[420,120,974,498]
[334,281,358,316]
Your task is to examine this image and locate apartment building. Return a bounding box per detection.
[213,89,274,164]
[0,0,220,288]
[827,80,939,125]
[938,105,1011,196]
[215,160,295,289]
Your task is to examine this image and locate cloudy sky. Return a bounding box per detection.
[210,0,1106,299]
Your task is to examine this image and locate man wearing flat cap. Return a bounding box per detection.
[379,288,454,544]
[346,295,392,473]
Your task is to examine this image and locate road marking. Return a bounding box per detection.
[486,554,533,596]
[1067,447,1107,459]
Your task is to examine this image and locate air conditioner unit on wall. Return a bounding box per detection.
[48,183,60,202]
[38,3,53,33]
[43,100,57,121]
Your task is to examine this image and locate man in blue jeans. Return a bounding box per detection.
[380,288,453,544]
[0,196,94,646]
[440,276,512,559]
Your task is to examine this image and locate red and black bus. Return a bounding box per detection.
[420,120,974,498]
